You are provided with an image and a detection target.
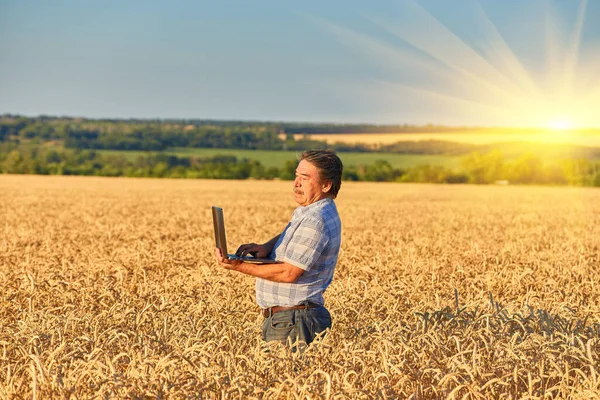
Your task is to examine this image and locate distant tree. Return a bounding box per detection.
[3,150,24,173]
[444,172,469,184]
[594,171,600,187]
[507,153,544,184]
[460,150,505,184]
[363,160,400,182]
[279,159,298,180]
[342,165,360,181]
[399,164,452,184]
[44,149,62,164]
[543,164,568,185]
[560,159,593,186]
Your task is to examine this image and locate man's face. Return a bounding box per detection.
[293,160,330,206]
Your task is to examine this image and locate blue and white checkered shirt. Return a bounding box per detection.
[256,197,342,308]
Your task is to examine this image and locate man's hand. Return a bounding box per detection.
[214,248,242,270]
[236,243,270,258]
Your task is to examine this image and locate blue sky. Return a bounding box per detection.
[1,0,599,127]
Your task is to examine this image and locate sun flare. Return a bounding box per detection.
[329,0,600,129]
[546,118,576,130]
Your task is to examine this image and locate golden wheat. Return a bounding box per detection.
[1,175,599,399]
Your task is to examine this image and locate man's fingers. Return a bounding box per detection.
[235,244,247,256]
[215,247,241,269]
[236,243,268,258]
[236,243,257,256]
[239,248,255,257]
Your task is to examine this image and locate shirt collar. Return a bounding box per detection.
[296,197,333,215]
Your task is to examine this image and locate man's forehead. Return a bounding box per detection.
[296,160,317,174]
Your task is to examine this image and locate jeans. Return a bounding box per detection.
[262,304,332,349]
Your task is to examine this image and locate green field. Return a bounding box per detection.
[51,141,600,171]
[97,148,461,169]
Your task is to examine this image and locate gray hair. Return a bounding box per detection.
[300,150,343,198]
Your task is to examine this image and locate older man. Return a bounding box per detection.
[215,150,343,348]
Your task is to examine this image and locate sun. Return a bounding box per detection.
[546,117,576,130]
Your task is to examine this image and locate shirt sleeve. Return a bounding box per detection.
[283,216,329,271]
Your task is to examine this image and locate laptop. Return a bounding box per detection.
[212,206,282,264]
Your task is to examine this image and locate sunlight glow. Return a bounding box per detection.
[546,118,575,130]
[317,0,598,129]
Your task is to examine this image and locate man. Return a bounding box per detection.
[214,150,343,349]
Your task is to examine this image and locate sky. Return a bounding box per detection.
[1,0,599,127]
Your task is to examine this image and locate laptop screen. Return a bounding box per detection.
[212,206,228,256]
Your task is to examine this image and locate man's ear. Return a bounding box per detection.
[322,181,332,193]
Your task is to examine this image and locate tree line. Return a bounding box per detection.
[1,114,480,136]
[4,115,600,161]
[0,115,486,153]
[1,144,599,186]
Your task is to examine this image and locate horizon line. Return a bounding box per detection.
[2,113,600,131]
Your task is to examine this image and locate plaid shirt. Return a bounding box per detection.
[255,198,342,308]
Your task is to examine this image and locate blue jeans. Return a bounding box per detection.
[262,305,332,349]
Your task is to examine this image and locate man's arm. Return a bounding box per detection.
[215,248,304,283]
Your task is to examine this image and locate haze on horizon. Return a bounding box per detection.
[1,0,599,129]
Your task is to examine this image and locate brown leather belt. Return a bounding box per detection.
[262,302,320,318]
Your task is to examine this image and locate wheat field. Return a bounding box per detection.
[1,175,599,399]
